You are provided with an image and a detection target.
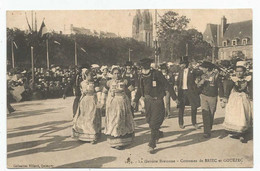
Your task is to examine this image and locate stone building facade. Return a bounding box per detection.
[203,16,252,60]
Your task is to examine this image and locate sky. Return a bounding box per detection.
[6,9,252,37]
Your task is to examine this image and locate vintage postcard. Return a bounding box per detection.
[5,9,253,168]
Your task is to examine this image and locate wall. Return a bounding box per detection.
[218,45,252,60]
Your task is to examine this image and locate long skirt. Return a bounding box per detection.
[73,95,101,141]
[223,90,253,133]
[104,93,135,147]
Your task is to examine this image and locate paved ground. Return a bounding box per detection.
[7,96,253,168]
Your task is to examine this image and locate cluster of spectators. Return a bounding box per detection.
[7,65,76,102]
[6,58,252,103]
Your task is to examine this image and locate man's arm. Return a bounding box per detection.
[157,71,177,101]
[133,76,142,103]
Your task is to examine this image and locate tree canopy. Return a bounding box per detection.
[156,11,212,62]
[7,28,153,70]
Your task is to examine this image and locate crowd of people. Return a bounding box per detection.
[7,56,253,154]
[7,66,76,102]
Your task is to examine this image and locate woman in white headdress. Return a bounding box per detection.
[220,61,253,143]
[72,68,102,143]
[101,65,135,150]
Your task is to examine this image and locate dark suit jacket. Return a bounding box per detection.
[177,68,200,108]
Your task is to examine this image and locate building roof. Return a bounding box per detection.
[71,26,117,38]
[203,24,218,46]
[72,26,94,35]
[222,20,252,44]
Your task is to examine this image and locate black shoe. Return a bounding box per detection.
[91,140,97,144]
[114,146,124,150]
[230,135,240,139]
[179,125,185,129]
[203,133,211,138]
[147,147,155,154]
[193,124,199,130]
[240,137,247,143]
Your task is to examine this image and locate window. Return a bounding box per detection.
[242,38,248,45]
[232,40,237,46]
[222,41,227,47]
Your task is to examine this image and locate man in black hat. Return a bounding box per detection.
[177,56,200,129]
[197,61,221,138]
[133,58,178,154]
[160,63,175,118]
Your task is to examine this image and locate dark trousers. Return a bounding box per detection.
[73,96,81,118]
[179,106,197,126]
[200,94,217,134]
[7,102,15,114]
[144,97,165,148]
[178,90,198,126]
[202,110,212,134]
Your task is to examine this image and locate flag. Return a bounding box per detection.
[54,40,61,45]
[13,41,18,49]
[81,47,86,53]
[39,21,48,37]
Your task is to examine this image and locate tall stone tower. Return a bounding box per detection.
[132,9,153,47]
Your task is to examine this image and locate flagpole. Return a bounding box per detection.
[128,48,131,61]
[35,12,37,33]
[11,40,15,68]
[157,40,160,67]
[154,9,160,68]
[31,11,34,32]
[154,9,157,68]
[46,39,49,70]
[186,43,188,56]
[75,41,78,66]
[31,46,35,90]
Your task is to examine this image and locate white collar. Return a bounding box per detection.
[231,76,252,82]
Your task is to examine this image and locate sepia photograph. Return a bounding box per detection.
[4,7,254,169]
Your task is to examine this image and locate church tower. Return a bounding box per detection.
[132,9,153,47]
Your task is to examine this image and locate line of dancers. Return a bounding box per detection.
[71,56,253,153]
